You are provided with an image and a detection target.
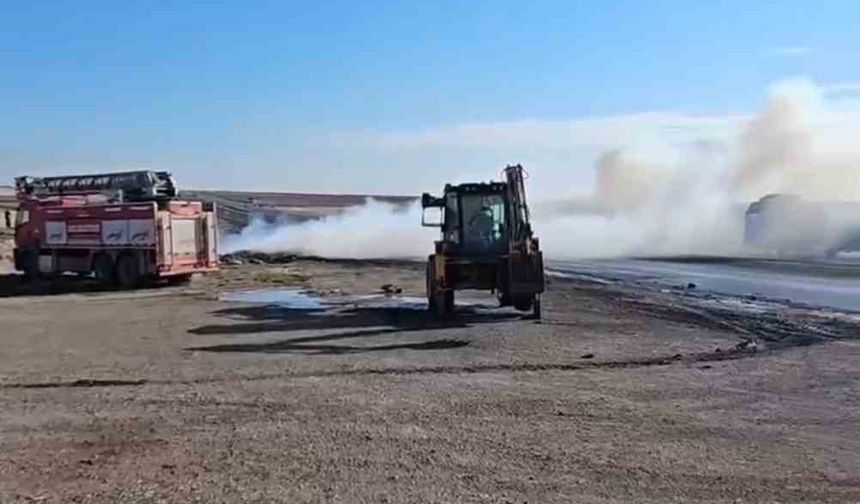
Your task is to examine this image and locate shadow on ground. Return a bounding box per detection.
[0,273,111,297]
[187,304,519,355]
[0,273,181,298]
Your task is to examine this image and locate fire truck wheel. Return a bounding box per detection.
[167,274,192,286]
[21,249,40,281]
[116,253,141,289]
[93,254,115,285]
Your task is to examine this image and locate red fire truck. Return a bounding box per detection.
[13,171,219,287]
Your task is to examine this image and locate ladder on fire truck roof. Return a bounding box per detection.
[14,170,177,202]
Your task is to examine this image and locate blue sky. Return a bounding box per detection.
[1,1,858,194]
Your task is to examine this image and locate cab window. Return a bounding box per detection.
[460,193,506,253]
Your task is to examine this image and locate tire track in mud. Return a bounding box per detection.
[622,294,857,350]
[1,378,148,389]
[560,276,859,350]
[0,343,758,390]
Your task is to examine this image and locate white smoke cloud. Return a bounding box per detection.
[734,78,860,200]
[226,77,860,260]
[223,199,438,259]
[534,77,860,258]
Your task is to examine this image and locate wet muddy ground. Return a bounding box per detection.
[1,259,860,503]
[551,255,860,311]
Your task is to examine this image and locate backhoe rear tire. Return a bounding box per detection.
[513,296,533,312]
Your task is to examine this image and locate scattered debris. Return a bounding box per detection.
[735,338,759,353]
[381,284,403,295]
[250,270,307,285]
[220,251,301,265]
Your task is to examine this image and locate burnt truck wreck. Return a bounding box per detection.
[745,194,860,258]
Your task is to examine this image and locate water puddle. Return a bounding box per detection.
[220,288,324,310]
[546,269,615,285]
[221,288,498,312]
[349,294,430,310]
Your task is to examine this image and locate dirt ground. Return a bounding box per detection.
[1,258,860,503]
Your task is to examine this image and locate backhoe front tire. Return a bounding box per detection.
[437,289,454,316]
[426,260,454,316]
[426,262,435,311]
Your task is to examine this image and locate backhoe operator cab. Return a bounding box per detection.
[422,164,545,318]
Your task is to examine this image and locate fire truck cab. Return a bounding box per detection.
[13,171,219,287]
